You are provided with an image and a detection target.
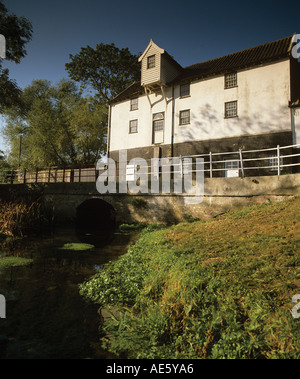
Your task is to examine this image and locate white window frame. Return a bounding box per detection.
[129,119,138,134]
[179,109,190,125]
[147,55,155,69]
[225,101,238,118]
[180,83,190,97]
[152,112,164,144]
[130,98,138,111]
[225,72,237,89]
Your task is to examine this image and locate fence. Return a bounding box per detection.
[0,166,99,184]
[0,143,299,184]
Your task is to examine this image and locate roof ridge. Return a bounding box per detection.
[184,35,294,69]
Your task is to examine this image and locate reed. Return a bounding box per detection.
[0,197,48,237]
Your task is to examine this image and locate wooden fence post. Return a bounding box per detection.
[10,170,14,184]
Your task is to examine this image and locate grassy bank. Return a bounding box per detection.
[79,198,300,359]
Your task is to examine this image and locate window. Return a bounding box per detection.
[147,55,155,69]
[224,159,239,177]
[225,72,237,88]
[153,112,164,144]
[269,155,283,171]
[225,101,238,118]
[153,113,164,131]
[130,98,138,111]
[179,110,190,125]
[180,83,190,97]
[129,119,138,134]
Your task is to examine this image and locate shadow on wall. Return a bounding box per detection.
[75,198,116,247]
[175,103,289,142]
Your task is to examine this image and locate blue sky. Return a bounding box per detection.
[0,0,299,152]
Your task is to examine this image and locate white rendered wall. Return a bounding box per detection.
[174,59,291,144]
[109,87,173,151]
[109,59,292,152]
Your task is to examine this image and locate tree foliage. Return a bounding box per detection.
[0,0,33,112]
[4,79,107,168]
[65,43,140,102]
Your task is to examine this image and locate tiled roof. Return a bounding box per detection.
[174,34,294,83]
[110,35,295,104]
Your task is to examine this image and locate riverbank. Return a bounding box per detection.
[79,197,300,359]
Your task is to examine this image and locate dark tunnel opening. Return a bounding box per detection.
[75,198,116,247]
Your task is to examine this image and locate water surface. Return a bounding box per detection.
[0,227,134,359]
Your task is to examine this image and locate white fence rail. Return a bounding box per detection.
[121,143,300,179]
[0,143,299,184]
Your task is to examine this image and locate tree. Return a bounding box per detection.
[3,79,107,168]
[0,1,33,112]
[65,43,140,102]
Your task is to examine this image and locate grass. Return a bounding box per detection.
[79,198,300,359]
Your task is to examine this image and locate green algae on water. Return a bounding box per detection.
[59,243,94,251]
[0,257,33,269]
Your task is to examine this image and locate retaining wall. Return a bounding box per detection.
[0,173,296,225]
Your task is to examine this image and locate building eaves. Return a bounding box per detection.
[110,35,295,105]
[109,81,144,105]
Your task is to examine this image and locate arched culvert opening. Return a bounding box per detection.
[75,198,116,247]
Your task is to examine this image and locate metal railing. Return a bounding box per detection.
[0,143,299,184]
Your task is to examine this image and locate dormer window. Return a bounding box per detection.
[147,55,156,69]
[138,40,182,87]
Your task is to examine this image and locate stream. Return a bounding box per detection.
[0,227,135,359]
